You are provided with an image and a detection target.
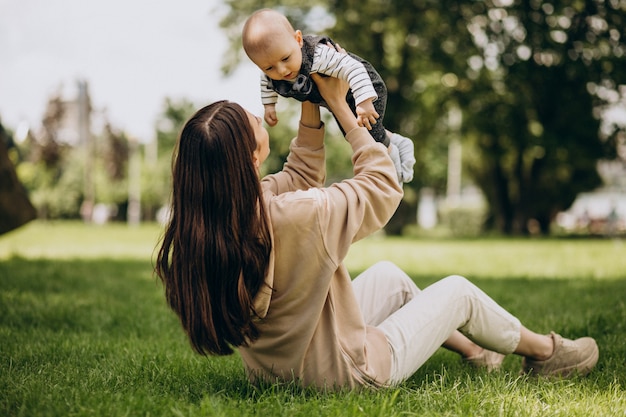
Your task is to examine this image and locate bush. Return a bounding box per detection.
[438,204,486,237]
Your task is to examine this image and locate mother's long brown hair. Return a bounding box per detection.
[156,101,271,356]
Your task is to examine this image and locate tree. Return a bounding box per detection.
[93,122,130,220]
[217,1,449,233]
[217,1,474,233]
[218,0,626,235]
[16,93,84,220]
[0,122,37,235]
[102,123,129,182]
[144,98,198,221]
[453,0,625,234]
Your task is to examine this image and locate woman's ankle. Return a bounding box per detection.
[531,334,555,361]
[516,328,555,360]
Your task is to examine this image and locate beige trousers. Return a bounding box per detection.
[352,261,521,384]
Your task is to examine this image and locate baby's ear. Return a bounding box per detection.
[294,30,303,46]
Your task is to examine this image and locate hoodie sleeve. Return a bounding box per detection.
[317,126,403,265]
[262,121,326,195]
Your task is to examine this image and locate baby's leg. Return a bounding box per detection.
[367,92,389,146]
[363,91,415,183]
[388,131,416,183]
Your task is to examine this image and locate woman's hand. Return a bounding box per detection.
[311,74,349,108]
[311,73,359,134]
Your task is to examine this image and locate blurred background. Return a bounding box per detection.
[1,0,625,238]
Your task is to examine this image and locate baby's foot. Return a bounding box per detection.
[389,133,415,183]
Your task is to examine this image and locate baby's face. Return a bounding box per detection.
[250,30,303,82]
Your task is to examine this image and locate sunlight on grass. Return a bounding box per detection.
[1,221,625,416]
[0,221,163,260]
[346,235,626,280]
[2,221,625,281]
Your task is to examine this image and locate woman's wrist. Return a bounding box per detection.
[330,104,359,133]
[299,101,322,128]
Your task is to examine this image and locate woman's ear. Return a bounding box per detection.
[252,149,261,170]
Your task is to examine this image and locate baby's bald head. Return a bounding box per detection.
[242,9,296,59]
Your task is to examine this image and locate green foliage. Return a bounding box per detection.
[260,105,354,181]
[438,205,487,238]
[92,125,130,208]
[146,97,199,218]
[16,131,131,220]
[258,103,300,176]
[155,97,197,158]
[217,1,329,74]
[101,123,129,181]
[323,122,354,183]
[140,155,172,218]
[8,95,195,222]
[1,222,626,416]
[93,163,128,207]
[17,147,84,219]
[218,0,626,235]
[328,0,625,234]
[453,0,624,234]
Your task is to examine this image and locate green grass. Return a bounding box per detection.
[1,221,625,416]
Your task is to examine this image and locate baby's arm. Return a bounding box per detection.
[264,104,278,126]
[261,74,279,126]
[356,98,379,130]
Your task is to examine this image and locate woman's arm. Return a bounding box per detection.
[261,100,326,194]
[311,73,359,134]
[311,73,403,262]
[300,100,322,129]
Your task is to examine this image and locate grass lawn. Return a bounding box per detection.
[1,221,625,416]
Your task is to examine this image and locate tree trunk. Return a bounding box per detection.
[0,138,37,235]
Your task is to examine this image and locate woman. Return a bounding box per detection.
[156,74,598,390]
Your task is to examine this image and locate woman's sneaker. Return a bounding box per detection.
[522,332,599,377]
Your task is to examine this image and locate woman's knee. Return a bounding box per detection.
[370,260,402,275]
[379,260,411,277]
[439,274,475,297]
[443,274,470,286]
[363,261,417,290]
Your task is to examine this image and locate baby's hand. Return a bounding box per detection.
[356,99,379,130]
[264,104,278,126]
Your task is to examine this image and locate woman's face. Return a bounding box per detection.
[248,111,270,170]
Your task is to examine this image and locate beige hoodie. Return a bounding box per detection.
[239,121,404,390]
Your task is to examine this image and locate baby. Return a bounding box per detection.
[242,8,415,183]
